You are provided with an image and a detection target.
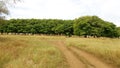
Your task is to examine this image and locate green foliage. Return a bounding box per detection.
[116,27,120,37]
[0,15,119,38]
[0,19,73,36]
[74,16,119,38]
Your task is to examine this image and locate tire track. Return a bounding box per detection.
[52,40,114,68]
[69,46,114,68]
[53,41,86,68]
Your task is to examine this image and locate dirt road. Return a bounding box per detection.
[53,40,114,68]
[53,41,86,68]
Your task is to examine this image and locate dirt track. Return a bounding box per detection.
[53,40,114,68]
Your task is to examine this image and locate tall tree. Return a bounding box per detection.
[73,16,117,38]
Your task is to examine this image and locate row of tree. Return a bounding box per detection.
[0,16,120,38]
[0,19,73,36]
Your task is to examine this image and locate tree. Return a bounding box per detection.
[0,16,118,38]
[0,0,20,35]
[73,16,117,38]
[100,21,117,38]
[116,27,120,38]
[0,0,20,19]
[0,1,9,16]
[0,1,8,25]
[74,16,96,37]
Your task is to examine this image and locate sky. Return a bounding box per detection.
[7,0,120,26]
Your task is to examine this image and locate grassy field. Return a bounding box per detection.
[0,35,120,68]
[66,37,120,67]
[0,35,68,68]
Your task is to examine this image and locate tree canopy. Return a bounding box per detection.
[0,16,119,38]
[74,16,118,38]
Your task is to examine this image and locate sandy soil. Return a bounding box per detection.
[52,40,114,68]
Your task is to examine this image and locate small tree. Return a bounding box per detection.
[0,0,20,19]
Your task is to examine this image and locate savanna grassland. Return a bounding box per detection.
[0,35,120,68]
[66,37,120,68]
[0,35,68,68]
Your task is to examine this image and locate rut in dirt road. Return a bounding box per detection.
[69,46,114,68]
[53,41,86,68]
[53,41,114,68]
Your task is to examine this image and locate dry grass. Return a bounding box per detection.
[0,35,68,68]
[1,35,120,68]
[66,37,120,67]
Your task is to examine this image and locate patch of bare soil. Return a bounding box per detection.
[52,40,114,68]
[53,41,85,68]
[69,46,114,68]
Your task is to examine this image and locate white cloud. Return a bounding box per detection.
[7,0,120,26]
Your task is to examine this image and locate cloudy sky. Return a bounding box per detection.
[8,0,120,26]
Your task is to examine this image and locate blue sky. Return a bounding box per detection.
[7,0,120,26]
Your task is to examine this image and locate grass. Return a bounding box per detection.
[66,37,120,67]
[0,35,68,68]
[1,35,120,68]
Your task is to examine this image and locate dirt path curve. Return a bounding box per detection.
[52,40,114,68]
[69,46,114,68]
[53,41,86,68]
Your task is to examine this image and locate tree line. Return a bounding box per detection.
[0,16,120,38]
